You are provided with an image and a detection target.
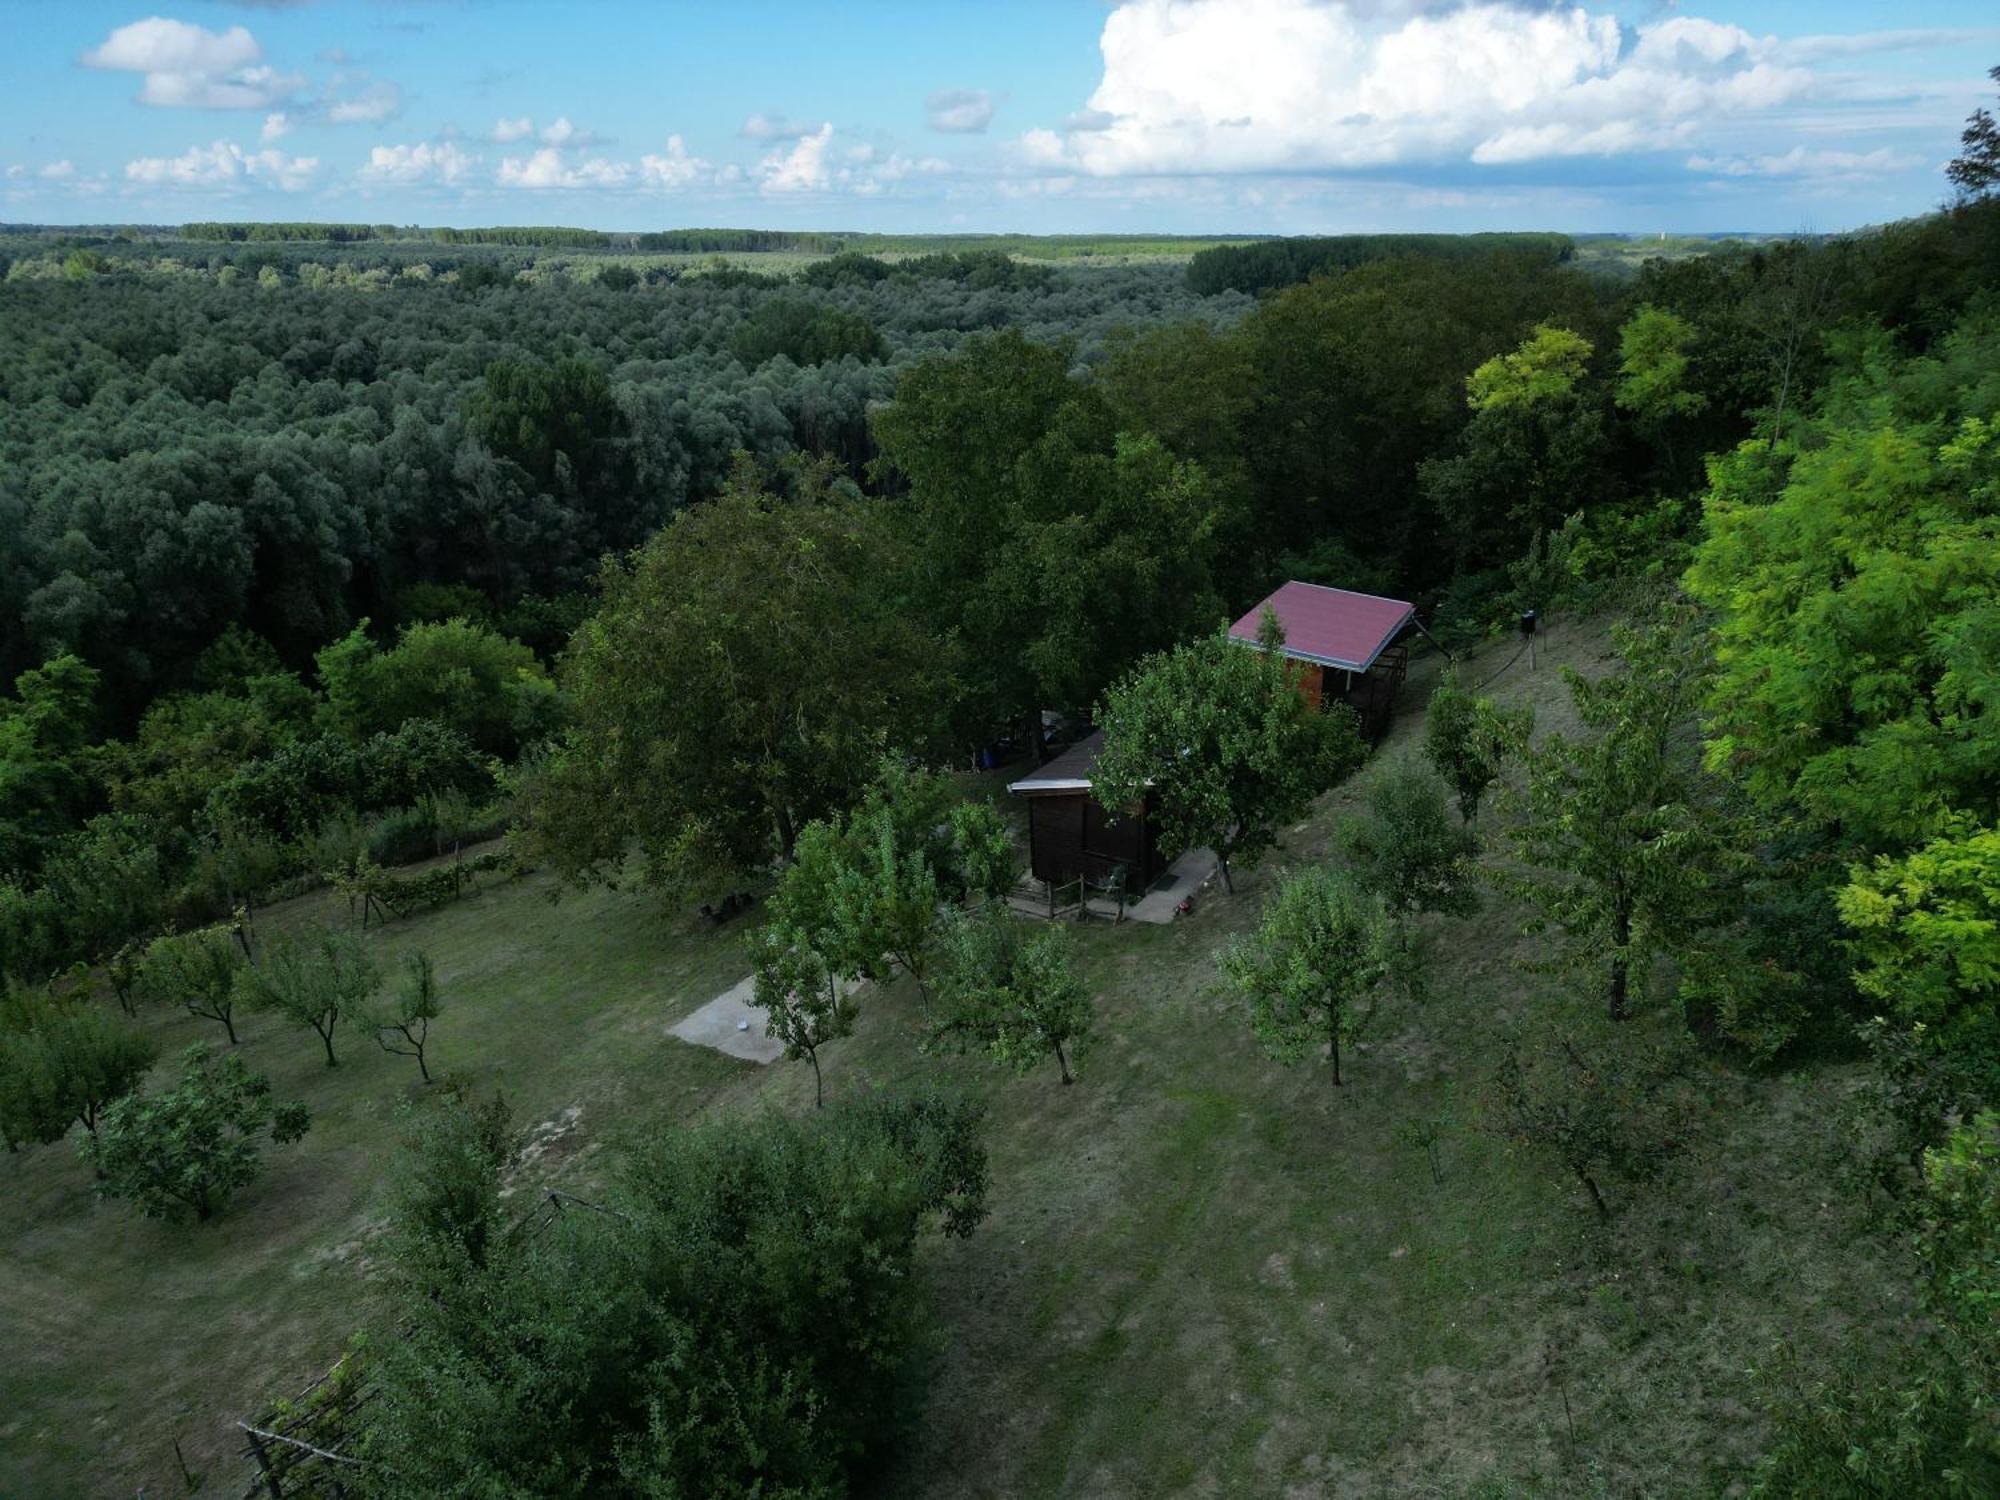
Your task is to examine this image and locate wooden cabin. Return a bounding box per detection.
[1228,581,1416,742]
[1007,730,1165,891]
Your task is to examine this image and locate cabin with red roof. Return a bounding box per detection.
[1228,581,1415,741]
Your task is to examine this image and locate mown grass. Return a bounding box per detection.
[0,618,1902,1498]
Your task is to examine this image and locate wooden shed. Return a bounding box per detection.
[1228,581,1417,741]
[1007,730,1165,891]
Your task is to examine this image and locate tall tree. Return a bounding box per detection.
[1093,624,1364,891]
[1947,65,2000,202]
[528,466,949,898]
[1220,866,1393,1090]
[1503,618,1733,1021]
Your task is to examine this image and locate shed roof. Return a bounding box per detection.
[1228,581,1415,673]
[1007,729,1106,795]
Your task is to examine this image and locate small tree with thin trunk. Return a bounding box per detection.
[139,924,247,1044]
[1220,866,1392,1089]
[367,950,443,1083]
[927,903,1091,1085]
[0,989,157,1152]
[1489,1022,1696,1223]
[751,922,855,1108]
[1422,667,1531,826]
[1502,617,1731,1021]
[1093,622,1363,892]
[85,1043,310,1223]
[239,924,381,1067]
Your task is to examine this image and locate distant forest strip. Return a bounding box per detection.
[174,222,1267,258]
[1184,231,1576,295]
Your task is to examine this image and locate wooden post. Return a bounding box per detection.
[244,1427,284,1500]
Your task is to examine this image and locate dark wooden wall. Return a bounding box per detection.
[1026,792,1160,888]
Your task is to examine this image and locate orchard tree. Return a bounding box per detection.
[750,923,854,1108]
[85,1043,310,1223]
[1490,1023,1697,1222]
[0,990,157,1150]
[366,950,444,1083]
[1220,866,1392,1089]
[239,924,381,1067]
[1094,623,1364,891]
[528,466,949,900]
[140,924,248,1044]
[929,904,1091,1085]
[1338,762,1481,918]
[1422,667,1531,825]
[1504,619,1733,1021]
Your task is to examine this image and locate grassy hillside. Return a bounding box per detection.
[0,617,1900,1498]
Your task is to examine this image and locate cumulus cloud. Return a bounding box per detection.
[1023,0,1822,175]
[125,139,320,191]
[493,116,535,142]
[40,160,77,180]
[358,141,477,186]
[261,111,292,142]
[739,112,813,142]
[926,88,995,133]
[83,18,304,110]
[638,135,715,190]
[758,122,835,192]
[496,146,631,190]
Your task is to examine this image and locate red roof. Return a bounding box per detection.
[1228,582,1415,672]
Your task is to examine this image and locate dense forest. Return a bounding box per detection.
[3,85,2000,1496]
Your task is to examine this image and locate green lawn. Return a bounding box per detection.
[0,618,1900,1498]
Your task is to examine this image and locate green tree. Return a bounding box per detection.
[1839,820,2000,1050]
[1220,867,1392,1089]
[360,1096,985,1497]
[239,924,381,1067]
[1685,320,2000,847]
[1503,620,1732,1021]
[1947,64,2000,202]
[750,922,854,1108]
[84,1043,309,1222]
[318,617,554,758]
[1421,667,1531,824]
[365,950,443,1083]
[1616,304,1708,486]
[383,1086,511,1276]
[1490,1022,1697,1222]
[0,989,157,1150]
[1338,762,1481,918]
[1093,625,1364,891]
[528,468,947,898]
[928,903,1091,1084]
[140,924,248,1044]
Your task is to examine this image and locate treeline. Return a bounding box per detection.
[1185,230,1575,295]
[182,222,393,244]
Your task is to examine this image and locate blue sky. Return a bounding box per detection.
[2,1,1994,233]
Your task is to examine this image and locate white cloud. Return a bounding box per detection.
[358,141,477,186]
[739,112,812,141]
[326,80,402,125]
[927,88,995,134]
[496,146,631,190]
[82,18,303,110]
[1687,145,1921,179]
[759,122,835,192]
[493,115,535,142]
[1025,0,1823,175]
[261,111,291,142]
[638,135,713,190]
[125,139,320,192]
[39,160,77,180]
